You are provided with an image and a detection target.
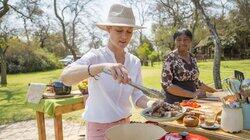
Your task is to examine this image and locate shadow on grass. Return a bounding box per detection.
[0,89,14,102]
[0,104,35,125]
[0,87,24,102]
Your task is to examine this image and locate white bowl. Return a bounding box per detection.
[105,123,166,140]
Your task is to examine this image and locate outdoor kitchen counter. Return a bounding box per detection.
[158,100,250,140]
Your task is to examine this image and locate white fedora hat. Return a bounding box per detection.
[96,4,145,31]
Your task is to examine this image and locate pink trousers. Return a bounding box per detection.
[86,118,130,140]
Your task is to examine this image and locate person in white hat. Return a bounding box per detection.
[60,4,155,140]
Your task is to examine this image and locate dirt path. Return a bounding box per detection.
[0,119,85,140]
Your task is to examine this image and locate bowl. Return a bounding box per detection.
[105,123,166,140]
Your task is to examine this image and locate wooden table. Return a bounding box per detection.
[158,100,250,140]
[35,95,88,140]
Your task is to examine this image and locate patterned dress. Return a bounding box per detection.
[161,51,203,103]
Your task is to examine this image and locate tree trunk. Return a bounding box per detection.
[0,49,7,86]
[53,0,77,60]
[0,0,10,86]
[23,18,30,45]
[139,30,143,45]
[191,9,198,53]
[0,0,9,18]
[151,61,154,67]
[192,0,222,89]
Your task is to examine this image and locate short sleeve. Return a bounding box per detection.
[195,79,203,89]
[161,55,174,91]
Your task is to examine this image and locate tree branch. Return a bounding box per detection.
[0,0,9,18]
[8,4,30,18]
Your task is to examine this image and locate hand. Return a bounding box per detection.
[194,89,207,98]
[103,63,131,84]
[239,90,250,98]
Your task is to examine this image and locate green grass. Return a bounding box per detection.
[1,60,250,125]
[0,69,62,124]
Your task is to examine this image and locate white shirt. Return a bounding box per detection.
[69,47,144,123]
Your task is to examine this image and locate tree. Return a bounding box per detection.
[0,24,14,86]
[0,0,10,86]
[33,15,50,48]
[157,0,193,28]
[0,35,8,86]
[234,0,250,29]
[148,51,159,67]
[123,0,152,45]
[39,32,69,57]
[152,25,177,58]
[53,0,93,60]
[82,24,104,51]
[152,0,200,57]
[136,42,153,66]
[0,0,9,18]
[229,0,250,58]
[191,0,222,89]
[9,0,43,45]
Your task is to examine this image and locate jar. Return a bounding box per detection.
[221,106,243,133]
[204,110,216,126]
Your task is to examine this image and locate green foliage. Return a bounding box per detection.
[148,51,159,66]
[136,42,152,66]
[152,25,177,55]
[217,8,250,59]
[193,26,210,45]
[221,35,236,48]
[141,35,154,52]
[34,33,69,58]
[5,38,63,73]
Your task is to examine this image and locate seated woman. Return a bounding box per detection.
[161,28,218,104]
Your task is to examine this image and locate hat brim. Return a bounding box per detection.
[96,22,145,31]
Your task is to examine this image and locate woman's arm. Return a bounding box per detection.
[161,54,197,99]
[199,83,217,93]
[60,63,131,86]
[166,85,197,98]
[60,64,104,86]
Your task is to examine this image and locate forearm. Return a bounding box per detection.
[167,85,195,98]
[199,83,216,93]
[60,64,104,86]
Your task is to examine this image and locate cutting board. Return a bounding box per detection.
[43,91,82,99]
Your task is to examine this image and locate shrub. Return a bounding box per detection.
[5,40,62,73]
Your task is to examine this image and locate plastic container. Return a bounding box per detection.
[105,123,166,140]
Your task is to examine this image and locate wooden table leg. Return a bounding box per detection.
[54,114,63,140]
[36,111,46,140]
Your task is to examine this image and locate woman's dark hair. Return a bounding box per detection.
[173,28,193,41]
